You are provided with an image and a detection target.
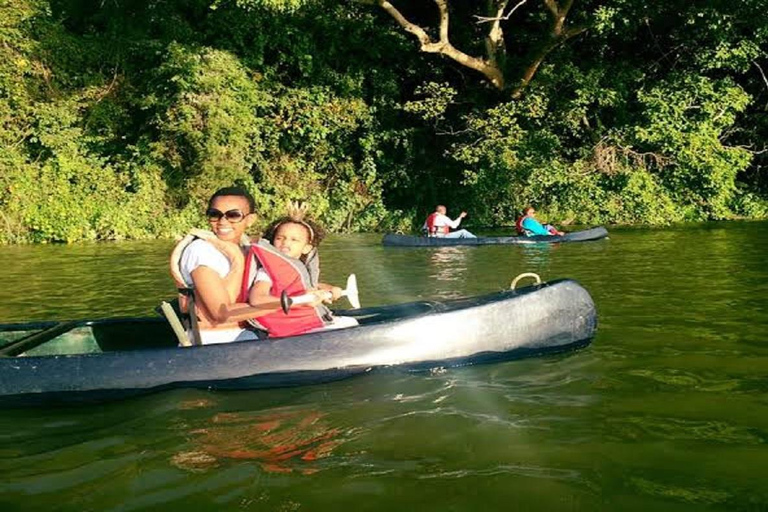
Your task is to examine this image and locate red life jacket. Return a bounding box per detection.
[515,215,531,235]
[426,212,450,236]
[240,240,328,337]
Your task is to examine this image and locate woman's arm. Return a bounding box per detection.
[191,265,280,325]
[201,238,247,303]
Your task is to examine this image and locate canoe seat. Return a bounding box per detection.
[91,319,178,351]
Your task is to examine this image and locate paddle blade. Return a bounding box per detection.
[345,274,361,309]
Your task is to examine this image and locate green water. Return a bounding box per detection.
[0,223,767,511]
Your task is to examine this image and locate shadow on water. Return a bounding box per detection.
[1,222,768,510]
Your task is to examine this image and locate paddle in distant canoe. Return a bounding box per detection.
[382,226,608,247]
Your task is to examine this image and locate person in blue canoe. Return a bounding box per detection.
[515,206,565,237]
[423,205,476,238]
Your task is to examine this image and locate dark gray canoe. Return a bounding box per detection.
[0,279,596,406]
[382,226,608,247]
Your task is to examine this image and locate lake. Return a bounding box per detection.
[1,222,767,511]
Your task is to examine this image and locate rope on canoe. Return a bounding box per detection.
[510,272,541,290]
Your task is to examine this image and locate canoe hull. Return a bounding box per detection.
[382,226,608,247]
[0,280,597,406]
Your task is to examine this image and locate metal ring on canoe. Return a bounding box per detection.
[510,272,542,289]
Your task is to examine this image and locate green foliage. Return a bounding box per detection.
[227,0,316,13]
[1,0,767,244]
[633,75,752,219]
[402,82,458,124]
[147,43,272,205]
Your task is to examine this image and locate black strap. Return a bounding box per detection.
[186,292,203,346]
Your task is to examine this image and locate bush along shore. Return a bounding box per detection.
[2,0,767,243]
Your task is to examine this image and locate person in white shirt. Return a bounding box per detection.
[422,205,476,238]
[174,187,322,344]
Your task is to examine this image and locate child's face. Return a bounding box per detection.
[273,222,313,259]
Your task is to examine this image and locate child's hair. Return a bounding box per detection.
[263,201,326,260]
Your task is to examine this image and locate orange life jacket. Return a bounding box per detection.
[426,212,450,236]
[515,215,531,235]
[241,240,329,337]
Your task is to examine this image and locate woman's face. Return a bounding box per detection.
[207,195,255,243]
[272,222,313,259]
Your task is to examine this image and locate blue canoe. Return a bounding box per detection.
[382,226,608,247]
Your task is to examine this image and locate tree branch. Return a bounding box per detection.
[753,60,768,95]
[376,0,432,47]
[376,0,505,89]
[510,0,584,98]
[437,0,449,43]
[543,0,559,17]
[484,0,510,69]
[367,0,585,95]
[475,0,526,24]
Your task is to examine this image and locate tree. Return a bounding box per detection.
[231,0,587,95]
[362,0,586,96]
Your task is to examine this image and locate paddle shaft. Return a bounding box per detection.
[289,289,349,306]
[281,274,360,313]
[0,321,81,357]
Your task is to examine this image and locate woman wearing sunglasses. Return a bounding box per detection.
[175,187,324,344]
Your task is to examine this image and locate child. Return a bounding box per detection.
[246,202,359,337]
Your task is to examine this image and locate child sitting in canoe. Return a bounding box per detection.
[246,202,359,337]
[515,206,565,237]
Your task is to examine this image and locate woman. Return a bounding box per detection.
[173,187,324,344]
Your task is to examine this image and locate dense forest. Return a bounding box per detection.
[1,0,767,243]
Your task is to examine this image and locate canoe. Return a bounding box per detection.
[0,279,596,406]
[382,226,608,247]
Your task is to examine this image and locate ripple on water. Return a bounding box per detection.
[604,415,767,444]
[628,476,731,505]
[1,224,768,510]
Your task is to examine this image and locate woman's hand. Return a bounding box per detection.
[214,240,245,265]
[189,229,245,265]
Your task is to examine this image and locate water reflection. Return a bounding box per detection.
[519,242,559,267]
[171,403,352,474]
[428,247,469,295]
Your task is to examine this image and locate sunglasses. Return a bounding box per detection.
[206,208,248,223]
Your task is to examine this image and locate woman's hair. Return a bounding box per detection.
[208,186,256,212]
[263,201,326,260]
